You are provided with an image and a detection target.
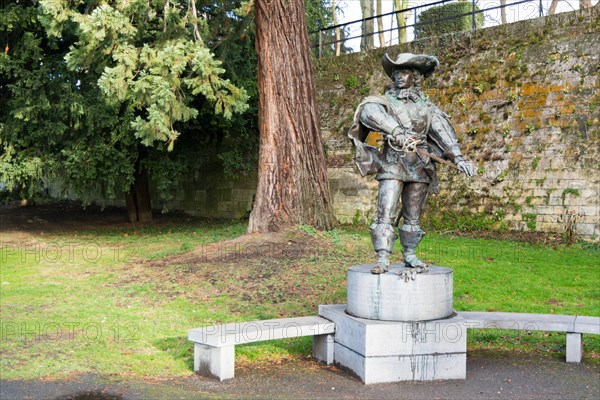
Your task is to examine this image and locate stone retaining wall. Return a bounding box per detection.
[316,6,599,240]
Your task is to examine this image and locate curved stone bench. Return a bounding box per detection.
[188,316,335,381]
[458,312,600,363]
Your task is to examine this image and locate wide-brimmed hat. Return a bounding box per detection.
[382,53,439,78]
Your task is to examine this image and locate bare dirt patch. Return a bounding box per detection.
[120,227,345,313]
[144,228,332,267]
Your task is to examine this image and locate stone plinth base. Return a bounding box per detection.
[319,304,466,384]
[347,265,453,321]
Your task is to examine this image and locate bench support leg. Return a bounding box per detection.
[566,332,582,363]
[194,343,235,381]
[312,333,334,365]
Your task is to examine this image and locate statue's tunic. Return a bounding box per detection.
[348,89,463,194]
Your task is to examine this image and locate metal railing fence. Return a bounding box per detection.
[315,0,582,58]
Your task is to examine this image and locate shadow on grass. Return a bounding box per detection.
[55,392,123,400]
[153,334,313,372]
[153,336,194,371]
[236,337,313,362]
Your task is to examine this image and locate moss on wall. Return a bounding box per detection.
[317,7,600,240]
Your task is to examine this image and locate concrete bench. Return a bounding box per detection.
[188,316,335,381]
[458,312,600,363]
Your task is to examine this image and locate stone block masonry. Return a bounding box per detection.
[157,173,257,219]
[316,6,600,241]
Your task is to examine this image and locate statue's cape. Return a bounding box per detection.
[347,96,390,177]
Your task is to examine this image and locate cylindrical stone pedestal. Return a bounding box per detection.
[346,265,453,321]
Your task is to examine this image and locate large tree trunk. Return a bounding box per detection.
[125,164,153,223]
[549,0,559,15]
[250,0,336,233]
[500,0,507,24]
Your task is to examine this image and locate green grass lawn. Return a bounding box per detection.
[1,219,599,380]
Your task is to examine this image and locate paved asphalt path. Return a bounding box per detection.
[2,351,599,399]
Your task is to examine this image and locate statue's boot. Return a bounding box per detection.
[399,224,429,273]
[372,250,391,274]
[370,222,397,274]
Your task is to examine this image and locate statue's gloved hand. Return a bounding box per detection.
[455,157,475,176]
[390,126,405,146]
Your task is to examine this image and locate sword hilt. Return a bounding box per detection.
[386,134,423,155]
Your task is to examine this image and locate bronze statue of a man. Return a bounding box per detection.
[349,53,474,274]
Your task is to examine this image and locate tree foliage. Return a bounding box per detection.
[415,1,484,39]
[2,0,335,226]
[1,0,250,211]
[39,0,249,144]
[305,0,352,58]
